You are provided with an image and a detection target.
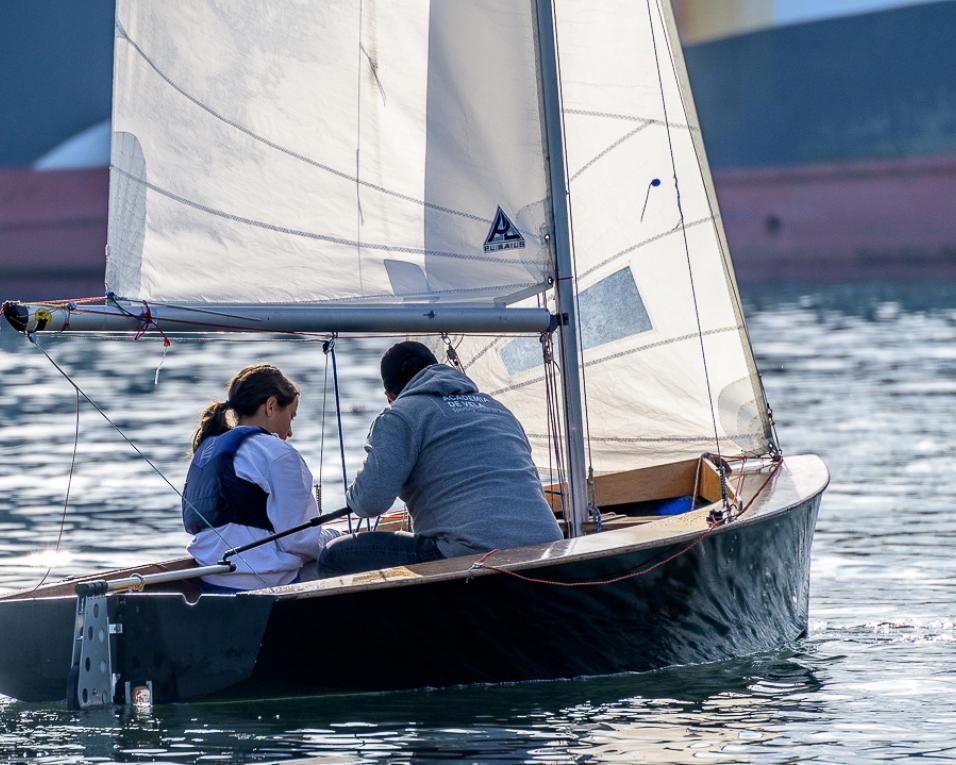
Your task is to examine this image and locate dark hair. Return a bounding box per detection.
[191,364,299,454]
[380,341,439,396]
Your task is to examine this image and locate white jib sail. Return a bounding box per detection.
[456,0,774,472]
[107,0,553,305]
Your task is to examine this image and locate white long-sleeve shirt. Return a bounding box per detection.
[187,432,338,589]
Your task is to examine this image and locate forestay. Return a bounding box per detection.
[457,0,775,472]
[107,0,552,305]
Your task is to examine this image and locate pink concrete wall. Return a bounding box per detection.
[715,156,956,282]
[1,157,955,302]
[0,167,108,302]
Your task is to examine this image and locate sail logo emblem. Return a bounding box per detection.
[483,207,526,253]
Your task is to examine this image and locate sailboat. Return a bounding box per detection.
[0,0,827,707]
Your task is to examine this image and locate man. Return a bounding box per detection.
[317,341,563,576]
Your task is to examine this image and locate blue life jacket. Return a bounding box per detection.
[182,426,274,535]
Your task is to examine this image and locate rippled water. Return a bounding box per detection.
[1,281,954,764]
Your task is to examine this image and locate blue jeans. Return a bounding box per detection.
[317,531,445,577]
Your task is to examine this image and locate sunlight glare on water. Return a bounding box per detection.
[0,281,954,764]
[23,549,74,569]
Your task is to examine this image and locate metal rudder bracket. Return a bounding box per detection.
[67,581,116,709]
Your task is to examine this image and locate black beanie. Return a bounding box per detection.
[381,341,439,395]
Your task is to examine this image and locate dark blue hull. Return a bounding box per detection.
[0,478,823,704]
[240,491,820,697]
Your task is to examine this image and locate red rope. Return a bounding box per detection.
[132,300,171,348]
[735,457,785,517]
[474,548,499,567]
[475,530,717,587]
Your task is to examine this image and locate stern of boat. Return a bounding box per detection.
[0,584,276,705]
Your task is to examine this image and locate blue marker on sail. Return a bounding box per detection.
[483,206,526,253]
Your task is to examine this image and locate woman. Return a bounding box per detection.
[183,364,338,590]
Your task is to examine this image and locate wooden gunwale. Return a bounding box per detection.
[269,454,828,600]
[0,455,828,604]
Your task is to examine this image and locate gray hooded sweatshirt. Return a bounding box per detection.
[346,364,563,558]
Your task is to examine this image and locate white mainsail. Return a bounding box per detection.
[106,0,773,474]
[457,0,775,472]
[107,0,552,305]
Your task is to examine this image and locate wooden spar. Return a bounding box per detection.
[1,300,552,335]
[534,0,590,538]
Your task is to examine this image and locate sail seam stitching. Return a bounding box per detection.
[564,107,697,130]
[655,2,778,455]
[462,337,506,371]
[569,121,653,182]
[579,215,715,280]
[115,24,489,224]
[110,166,542,267]
[645,0,724,463]
[525,432,762,444]
[488,325,742,396]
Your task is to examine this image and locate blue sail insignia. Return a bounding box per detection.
[483,206,526,253]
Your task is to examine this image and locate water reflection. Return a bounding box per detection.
[1,281,956,763]
[1,651,824,764]
[0,326,388,593]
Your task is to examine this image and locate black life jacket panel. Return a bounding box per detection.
[182,426,273,535]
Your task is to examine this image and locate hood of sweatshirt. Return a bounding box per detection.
[396,364,479,399]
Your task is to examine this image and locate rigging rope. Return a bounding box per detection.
[542,332,572,537]
[543,335,557,530]
[645,0,729,513]
[655,15,780,460]
[441,332,466,374]
[12,295,100,308]
[30,387,80,592]
[469,458,784,588]
[108,294,172,348]
[469,532,713,587]
[106,294,173,385]
[315,344,332,514]
[546,6,599,529]
[325,338,355,533]
[22,333,271,589]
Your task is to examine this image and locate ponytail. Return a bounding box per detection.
[191,400,232,454]
[190,364,299,454]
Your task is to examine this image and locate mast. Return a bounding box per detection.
[534,0,589,537]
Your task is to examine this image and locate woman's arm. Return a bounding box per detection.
[266,448,339,560]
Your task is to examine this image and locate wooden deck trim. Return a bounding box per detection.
[0,558,199,602]
[544,458,699,510]
[270,456,827,601]
[544,456,734,510]
[2,457,825,604]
